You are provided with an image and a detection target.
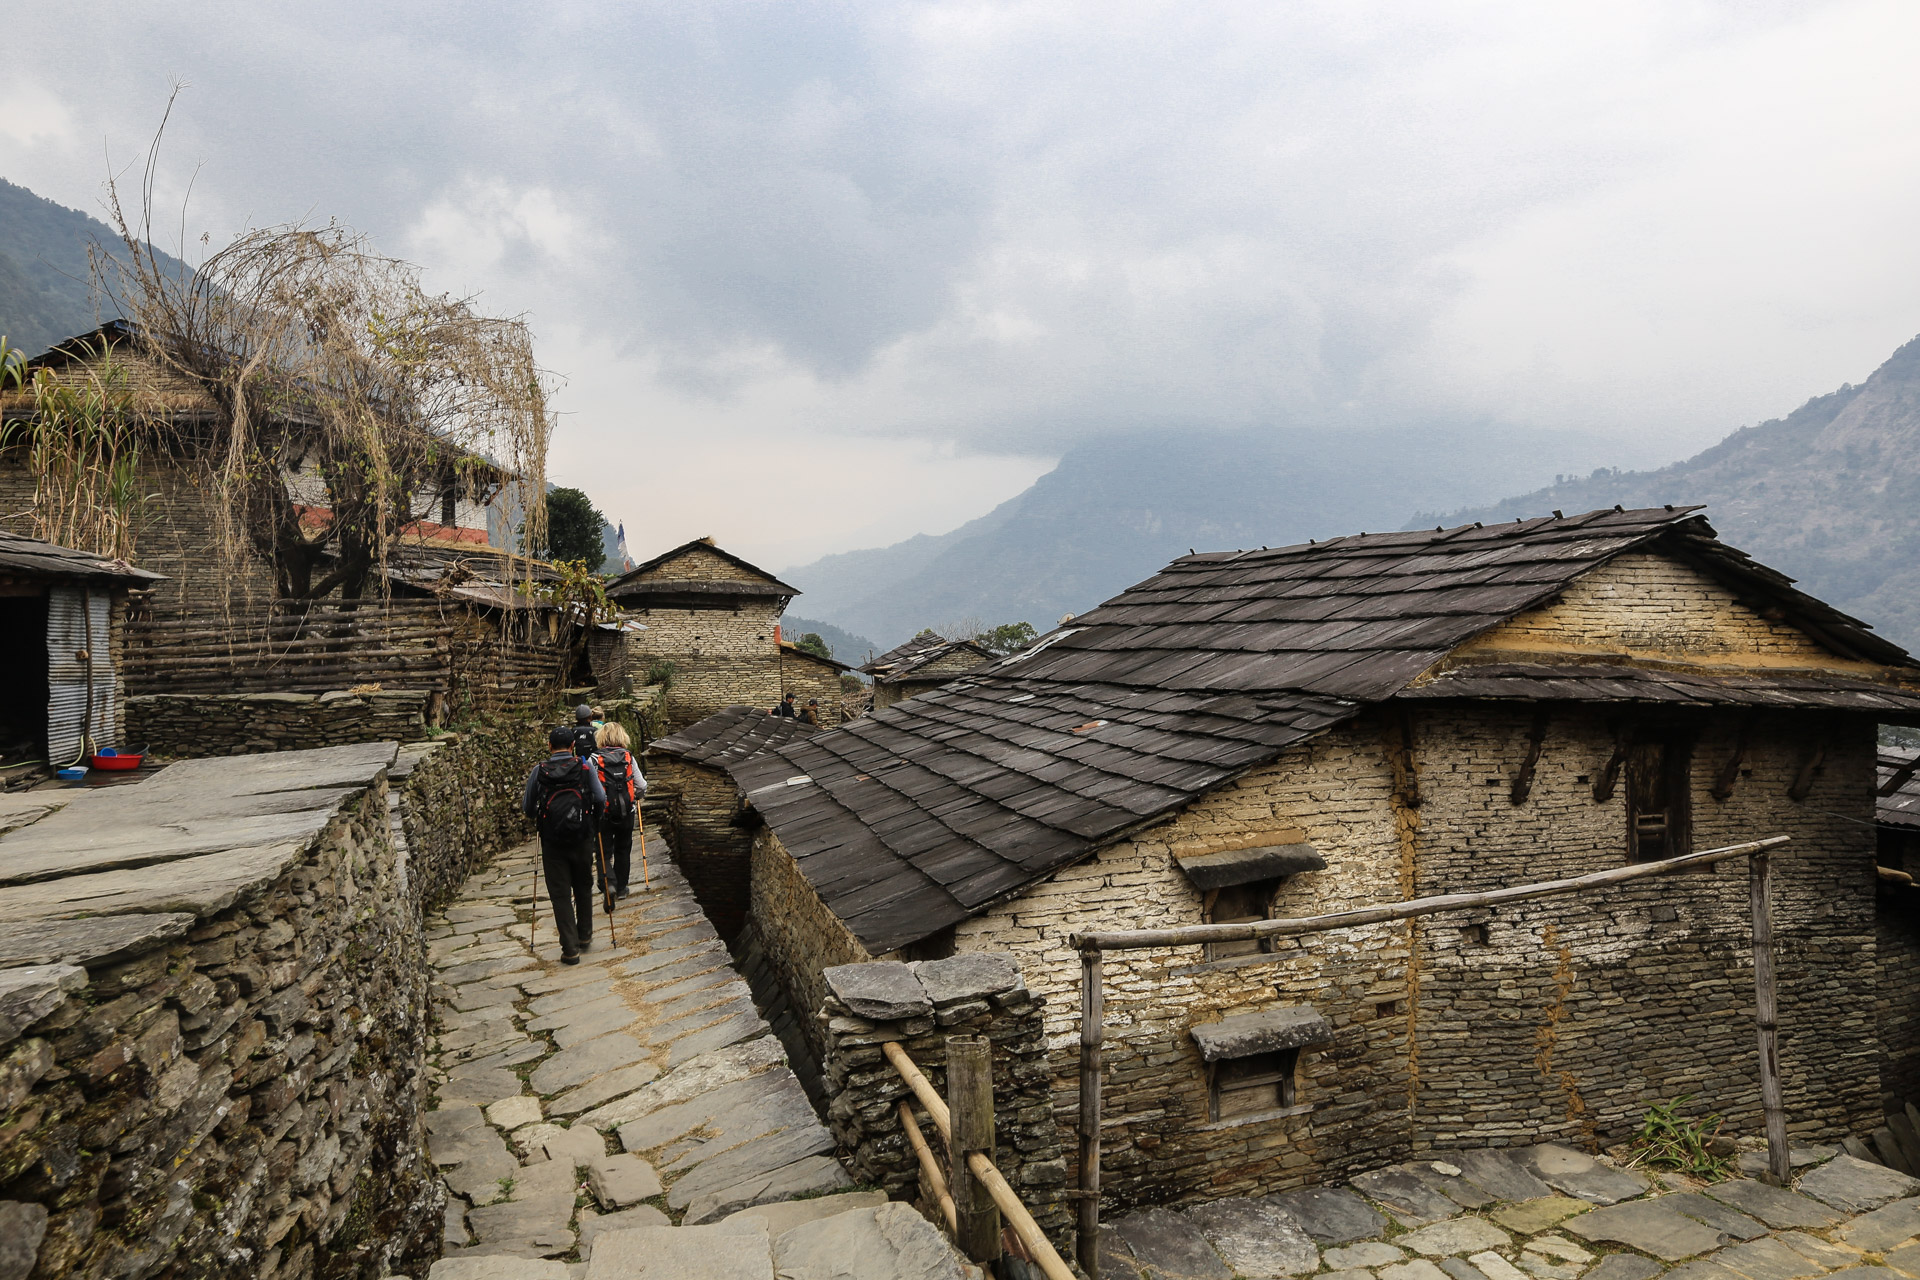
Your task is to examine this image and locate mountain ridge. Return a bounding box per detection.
[1428,333,1920,652]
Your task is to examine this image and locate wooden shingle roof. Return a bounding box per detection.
[860,631,996,683]
[731,508,1920,954]
[0,529,164,586]
[649,705,820,770]
[1881,748,1920,830]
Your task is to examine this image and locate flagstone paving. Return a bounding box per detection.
[1103,1148,1920,1280]
[416,830,977,1279]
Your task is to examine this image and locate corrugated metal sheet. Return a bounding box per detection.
[47,587,117,764]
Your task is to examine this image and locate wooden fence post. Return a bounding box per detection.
[1751,849,1790,1185]
[947,1035,1000,1264]
[948,1036,1006,1266]
[1077,949,1104,1276]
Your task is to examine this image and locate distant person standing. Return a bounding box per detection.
[771,693,797,718]
[593,722,645,898]
[523,725,606,964]
[798,699,821,725]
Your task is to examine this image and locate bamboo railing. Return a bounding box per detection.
[881,1039,1076,1280]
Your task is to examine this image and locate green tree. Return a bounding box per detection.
[542,486,606,571]
[795,631,832,660]
[974,621,1038,656]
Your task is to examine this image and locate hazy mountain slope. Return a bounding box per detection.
[0,177,189,355]
[785,424,1618,648]
[1432,333,1920,652]
[779,615,882,668]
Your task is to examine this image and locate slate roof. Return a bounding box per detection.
[0,529,165,586]
[729,508,1920,954]
[1881,748,1920,830]
[380,543,561,612]
[649,705,821,770]
[860,631,996,684]
[606,537,799,600]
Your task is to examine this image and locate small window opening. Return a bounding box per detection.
[1627,736,1693,863]
[441,490,458,527]
[1461,923,1489,945]
[1209,1049,1299,1120]
[1374,1000,1398,1018]
[1204,881,1278,960]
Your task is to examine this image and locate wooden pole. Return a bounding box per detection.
[881,1042,1076,1280]
[1077,949,1104,1277]
[1070,836,1790,953]
[1751,849,1791,1185]
[948,1035,1001,1264]
[898,1102,958,1234]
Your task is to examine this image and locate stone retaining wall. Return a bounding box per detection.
[127,690,431,756]
[0,727,547,1280]
[393,719,543,916]
[816,954,1072,1251]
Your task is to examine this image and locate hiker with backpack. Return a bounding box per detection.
[522,725,608,965]
[570,704,600,759]
[593,722,646,899]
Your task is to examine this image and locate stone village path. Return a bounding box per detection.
[1097,1140,1920,1280]
[413,826,979,1280]
[408,823,1920,1280]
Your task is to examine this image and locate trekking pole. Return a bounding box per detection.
[638,823,651,891]
[530,844,540,957]
[597,829,616,925]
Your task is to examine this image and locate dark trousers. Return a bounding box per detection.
[599,817,634,894]
[540,835,593,955]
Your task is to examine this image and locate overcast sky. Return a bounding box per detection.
[5,1,1918,568]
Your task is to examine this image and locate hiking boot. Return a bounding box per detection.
[561,954,581,966]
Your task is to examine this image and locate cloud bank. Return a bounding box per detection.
[4,1,1918,564]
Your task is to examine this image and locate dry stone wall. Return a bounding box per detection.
[0,726,546,1280]
[816,954,1072,1248]
[127,690,431,756]
[751,828,870,1066]
[647,755,754,938]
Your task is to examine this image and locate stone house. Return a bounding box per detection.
[645,705,821,939]
[724,507,1920,1209]
[0,528,163,768]
[2,325,575,740]
[2,323,505,617]
[607,537,823,728]
[860,631,996,710]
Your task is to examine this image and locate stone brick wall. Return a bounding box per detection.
[0,460,281,616]
[395,719,543,915]
[621,601,786,728]
[627,543,770,585]
[0,776,440,1280]
[1453,553,1841,663]
[1407,704,1881,1152]
[954,720,1415,1205]
[750,827,871,1066]
[815,954,1071,1248]
[1876,880,1920,1110]
[127,691,431,757]
[780,650,847,726]
[937,704,1888,1208]
[646,754,754,938]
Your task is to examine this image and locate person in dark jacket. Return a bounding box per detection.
[771,693,797,718]
[522,725,607,964]
[570,703,599,759]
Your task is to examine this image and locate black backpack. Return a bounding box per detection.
[572,724,599,758]
[598,748,636,823]
[536,756,594,841]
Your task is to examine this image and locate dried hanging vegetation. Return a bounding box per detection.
[0,338,153,561]
[99,93,554,607]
